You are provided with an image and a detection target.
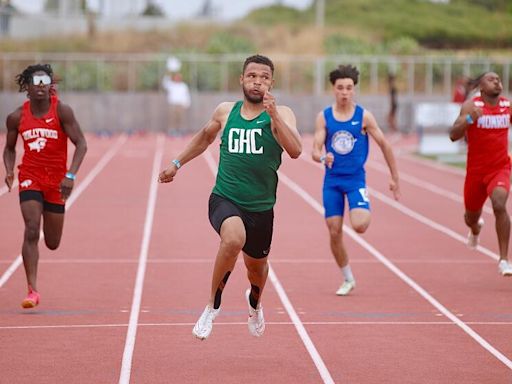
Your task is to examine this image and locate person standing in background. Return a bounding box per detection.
[453,76,469,104]
[162,71,191,136]
[387,73,399,135]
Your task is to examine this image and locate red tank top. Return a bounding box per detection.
[18,95,68,173]
[466,96,511,175]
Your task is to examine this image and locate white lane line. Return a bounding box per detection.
[279,171,512,370]
[0,135,128,289]
[369,188,500,261]
[118,134,164,384]
[301,156,500,262]
[3,321,512,331]
[398,152,466,176]
[268,265,335,384]
[204,149,335,384]
[366,160,493,214]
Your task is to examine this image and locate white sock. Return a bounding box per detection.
[341,265,354,282]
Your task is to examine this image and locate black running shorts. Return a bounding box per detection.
[208,193,274,259]
[20,190,65,213]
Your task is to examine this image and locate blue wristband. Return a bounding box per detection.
[465,114,474,124]
[320,155,326,164]
[65,172,76,180]
[171,159,181,169]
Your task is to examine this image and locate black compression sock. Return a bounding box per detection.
[213,271,231,309]
[249,284,260,310]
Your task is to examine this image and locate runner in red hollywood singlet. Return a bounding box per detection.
[18,93,68,204]
[2,64,87,308]
[450,71,512,276]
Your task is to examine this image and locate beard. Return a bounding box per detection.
[489,89,501,98]
[243,86,264,104]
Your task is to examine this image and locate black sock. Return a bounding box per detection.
[249,284,260,310]
[213,271,231,309]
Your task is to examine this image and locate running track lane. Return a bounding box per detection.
[272,135,511,382]
[184,137,511,383]
[125,137,334,383]
[1,133,511,383]
[0,134,164,383]
[0,135,126,289]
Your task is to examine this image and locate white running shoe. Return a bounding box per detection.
[336,280,356,296]
[245,289,265,337]
[498,260,512,277]
[467,218,484,250]
[192,305,220,340]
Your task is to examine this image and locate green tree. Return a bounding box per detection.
[142,1,164,16]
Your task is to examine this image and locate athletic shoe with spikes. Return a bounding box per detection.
[245,289,265,337]
[498,260,512,277]
[336,280,356,296]
[192,305,220,340]
[21,288,40,309]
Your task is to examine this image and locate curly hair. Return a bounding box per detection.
[15,64,54,93]
[329,64,360,85]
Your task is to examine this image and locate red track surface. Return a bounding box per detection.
[0,133,511,383]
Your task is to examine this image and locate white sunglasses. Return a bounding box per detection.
[32,74,52,86]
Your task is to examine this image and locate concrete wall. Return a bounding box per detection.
[0,91,447,135]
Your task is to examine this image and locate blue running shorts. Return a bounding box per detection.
[323,175,370,218]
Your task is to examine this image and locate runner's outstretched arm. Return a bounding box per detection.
[158,102,230,183]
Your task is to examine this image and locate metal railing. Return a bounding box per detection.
[1,52,511,97]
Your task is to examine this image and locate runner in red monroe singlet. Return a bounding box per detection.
[450,71,512,276]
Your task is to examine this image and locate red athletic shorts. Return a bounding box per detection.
[18,167,65,205]
[464,166,511,212]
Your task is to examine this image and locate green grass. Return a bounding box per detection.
[247,0,512,49]
[1,0,511,55]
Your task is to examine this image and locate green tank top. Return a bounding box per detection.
[212,101,283,211]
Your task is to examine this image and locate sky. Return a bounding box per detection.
[11,0,313,20]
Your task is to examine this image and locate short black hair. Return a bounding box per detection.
[15,63,54,93]
[243,54,274,75]
[329,64,360,85]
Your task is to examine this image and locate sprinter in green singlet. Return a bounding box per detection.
[158,55,302,340]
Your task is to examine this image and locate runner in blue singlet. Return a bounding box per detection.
[312,64,401,296]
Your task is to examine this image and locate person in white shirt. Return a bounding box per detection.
[162,71,191,136]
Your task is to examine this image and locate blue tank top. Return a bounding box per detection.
[324,105,368,177]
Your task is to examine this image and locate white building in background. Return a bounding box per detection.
[11,0,311,20]
[10,0,144,16]
[88,0,146,17]
[3,0,311,38]
[11,0,81,15]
